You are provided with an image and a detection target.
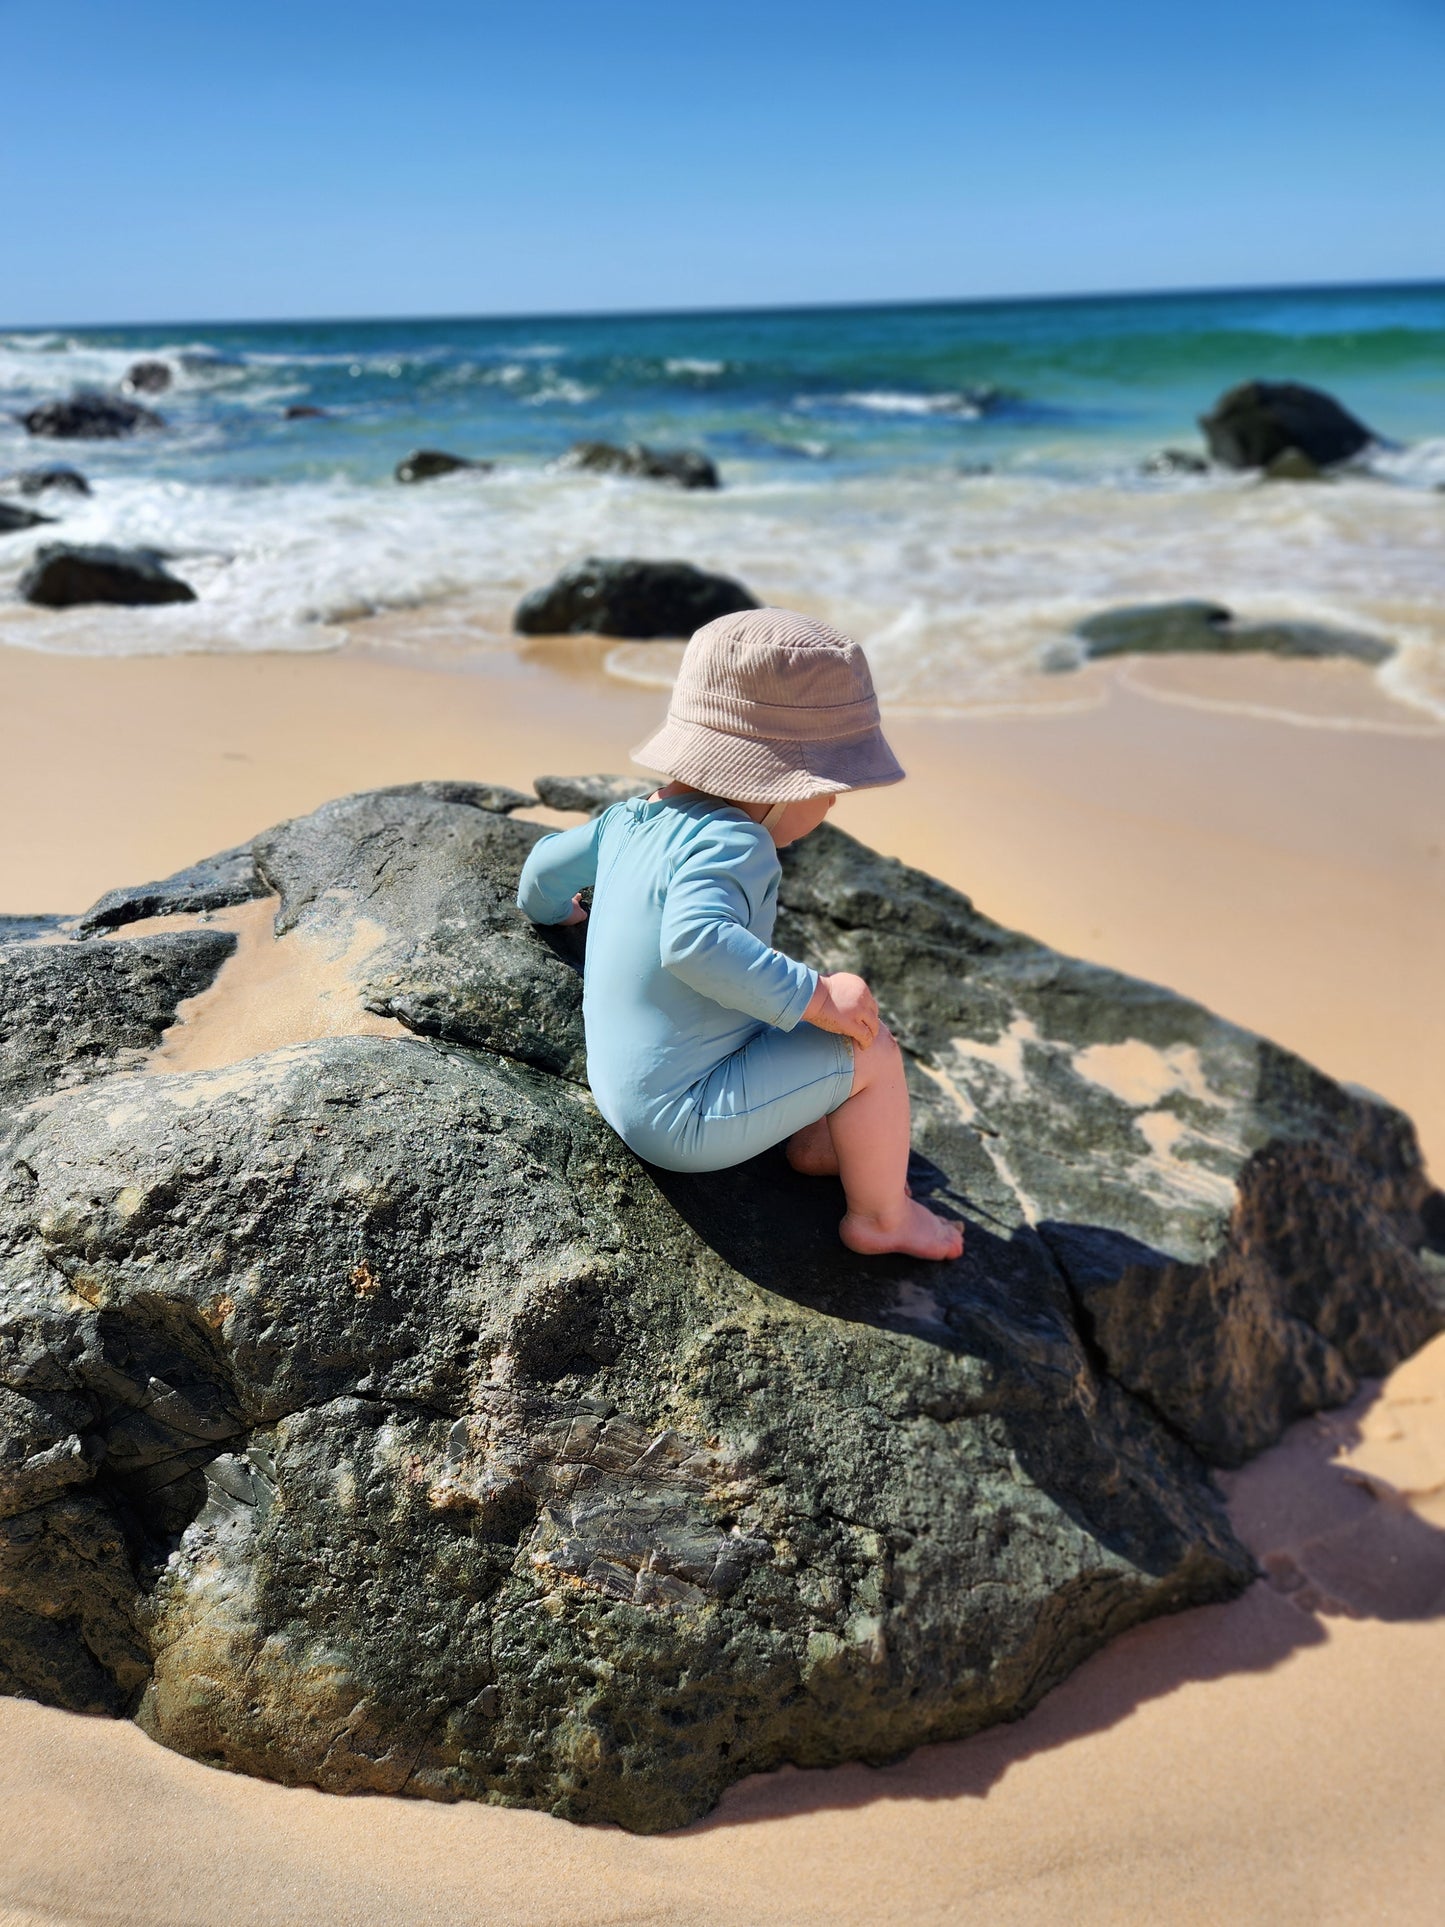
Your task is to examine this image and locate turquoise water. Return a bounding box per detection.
[2,283,1443,716]
[4,281,1444,483]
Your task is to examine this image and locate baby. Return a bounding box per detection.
[517,607,963,1262]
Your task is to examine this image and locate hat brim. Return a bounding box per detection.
[630,716,904,801]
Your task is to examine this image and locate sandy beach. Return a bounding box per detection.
[1,631,1442,1923]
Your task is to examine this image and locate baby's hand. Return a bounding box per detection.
[804,971,879,1047]
[557,893,588,928]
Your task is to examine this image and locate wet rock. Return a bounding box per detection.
[0,927,235,1114]
[515,557,759,639]
[562,441,719,490]
[1142,448,1209,476]
[1064,599,1392,667]
[0,785,1437,1828]
[78,843,270,934]
[20,392,165,440]
[395,449,491,483]
[20,545,198,609]
[1262,447,1326,482]
[0,503,54,534]
[533,773,652,815]
[122,360,172,396]
[1199,381,1374,471]
[283,405,328,421]
[3,466,91,498]
[0,916,71,943]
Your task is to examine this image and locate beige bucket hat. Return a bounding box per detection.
[630,606,904,802]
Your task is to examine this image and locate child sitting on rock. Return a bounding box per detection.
[517,607,964,1261]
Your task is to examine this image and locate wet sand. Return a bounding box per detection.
[1,633,1443,1921]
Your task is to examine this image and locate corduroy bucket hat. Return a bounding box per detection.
[630,606,904,802]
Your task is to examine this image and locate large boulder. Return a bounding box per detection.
[562,441,720,490]
[1053,599,1393,668]
[0,786,1438,1830]
[20,392,165,440]
[1199,381,1375,470]
[121,360,172,396]
[515,556,759,639]
[19,545,197,609]
[2,466,90,498]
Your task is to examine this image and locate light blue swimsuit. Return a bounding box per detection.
[516,794,855,1172]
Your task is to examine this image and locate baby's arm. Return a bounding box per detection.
[516,816,603,926]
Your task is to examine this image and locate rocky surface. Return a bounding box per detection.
[1049,599,1394,668]
[283,405,328,421]
[515,557,759,639]
[533,773,652,814]
[0,783,1438,1829]
[20,393,165,440]
[0,503,54,535]
[0,927,235,1118]
[19,545,198,609]
[395,449,491,483]
[122,360,173,396]
[1199,381,1375,471]
[77,843,271,934]
[562,440,720,490]
[2,466,90,497]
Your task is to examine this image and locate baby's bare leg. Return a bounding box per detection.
[829,1027,964,1261]
[786,1115,839,1176]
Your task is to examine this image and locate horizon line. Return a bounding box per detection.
[5,273,1443,337]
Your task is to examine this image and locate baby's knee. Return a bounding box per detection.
[857,1022,900,1078]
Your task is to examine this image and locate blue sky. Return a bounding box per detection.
[3,0,1442,324]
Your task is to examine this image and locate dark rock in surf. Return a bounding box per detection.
[1060,599,1393,667]
[283,405,328,421]
[515,556,758,639]
[122,360,173,396]
[395,448,491,483]
[562,440,720,490]
[0,502,54,534]
[20,392,165,440]
[0,784,1438,1828]
[3,467,90,498]
[1142,448,1209,476]
[20,545,198,609]
[1199,381,1374,471]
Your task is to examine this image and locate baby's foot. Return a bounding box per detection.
[839,1199,964,1262]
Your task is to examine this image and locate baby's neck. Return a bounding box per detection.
[651,780,768,825]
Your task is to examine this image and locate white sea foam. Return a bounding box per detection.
[2,462,1442,722]
[665,358,726,377]
[815,390,983,419]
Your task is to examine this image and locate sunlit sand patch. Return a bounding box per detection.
[1338,1332,1445,1530]
[943,1015,1039,1092]
[1072,1038,1219,1109]
[108,898,409,1074]
[1131,1109,1240,1210]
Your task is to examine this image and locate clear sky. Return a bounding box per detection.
[3,0,1442,325]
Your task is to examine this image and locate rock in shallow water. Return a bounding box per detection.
[394,448,492,483]
[0,786,1438,1828]
[1199,380,1375,471]
[515,556,758,638]
[0,503,54,534]
[20,392,164,440]
[562,440,720,489]
[2,465,90,498]
[1059,599,1393,667]
[19,545,198,609]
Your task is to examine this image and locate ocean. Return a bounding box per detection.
[2,282,1443,717]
